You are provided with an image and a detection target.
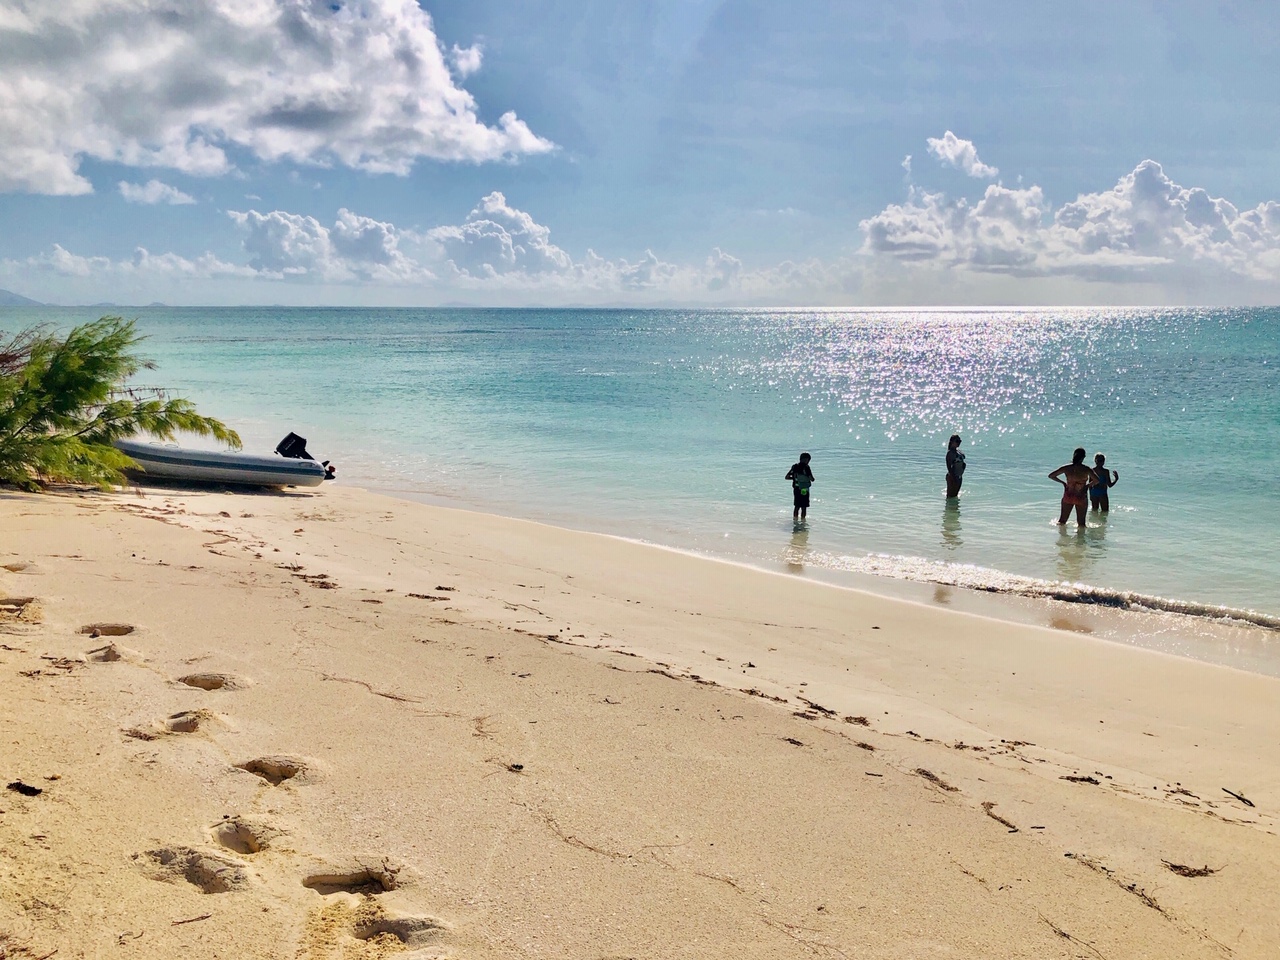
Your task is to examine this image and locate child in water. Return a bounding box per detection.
[1090,453,1118,511]
[786,453,814,522]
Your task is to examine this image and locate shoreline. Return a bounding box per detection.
[2,482,1277,958]
[373,480,1280,679]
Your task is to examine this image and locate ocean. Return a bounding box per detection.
[5,305,1279,645]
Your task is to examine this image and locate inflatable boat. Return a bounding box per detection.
[115,437,329,488]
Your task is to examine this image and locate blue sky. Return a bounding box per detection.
[1,0,1278,306]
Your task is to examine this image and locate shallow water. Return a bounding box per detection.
[5,305,1278,633]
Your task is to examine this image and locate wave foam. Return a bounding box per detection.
[817,552,1280,631]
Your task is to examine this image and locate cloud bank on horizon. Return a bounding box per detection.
[1,2,1278,306]
[8,149,1280,306]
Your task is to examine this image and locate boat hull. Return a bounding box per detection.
[114,439,327,488]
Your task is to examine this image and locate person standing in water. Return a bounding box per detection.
[1049,447,1098,527]
[1090,453,1118,511]
[945,434,965,498]
[786,452,814,522]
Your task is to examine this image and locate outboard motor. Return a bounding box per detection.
[276,432,337,480]
[275,432,314,460]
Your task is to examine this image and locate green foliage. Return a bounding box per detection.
[0,316,240,490]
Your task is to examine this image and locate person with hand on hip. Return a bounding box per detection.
[1049,447,1098,528]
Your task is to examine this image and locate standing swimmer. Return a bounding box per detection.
[945,434,965,498]
[1090,453,1118,511]
[1049,447,1098,528]
[786,453,815,522]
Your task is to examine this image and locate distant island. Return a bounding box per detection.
[0,288,43,306]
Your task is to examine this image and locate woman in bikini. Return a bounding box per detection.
[1048,447,1098,528]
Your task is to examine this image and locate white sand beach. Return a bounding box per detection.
[1,483,1276,959]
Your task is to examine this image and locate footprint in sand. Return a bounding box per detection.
[0,596,42,624]
[125,709,221,740]
[178,672,249,691]
[77,622,135,638]
[236,755,312,785]
[1,561,42,575]
[135,845,251,893]
[164,709,218,733]
[302,859,403,895]
[302,897,449,959]
[299,860,448,958]
[209,814,282,855]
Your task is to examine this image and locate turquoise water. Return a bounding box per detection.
[5,305,1279,623]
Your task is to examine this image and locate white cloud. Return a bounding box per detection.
[705,247,742,291]
[859,159,1280,285]
[125,247,256,279]
[861,184,1048,268]
[5,242,251,280]
[450,43,483,78]
[615,250,678,290]
[118,179,196,205]
[228,207,426,282]
[421,194,763,297]
[901,154,912,175]
[926,131,998,178]
[229,209,332,276]
[0,0,553,196]
[428,191,573,278]
[8,163,1280,306]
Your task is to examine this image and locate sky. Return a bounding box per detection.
[0,0,1278,307]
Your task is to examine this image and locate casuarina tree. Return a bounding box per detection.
[0,316,239,490]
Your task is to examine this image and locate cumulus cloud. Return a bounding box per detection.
[9,163,1280,306]
[860,159,1280,285]
[862,184,1047,268]
[421,193,770,297]
[0,0,553,195]
[118,180,196,205]
[428,192,573,278]
[1046,160,1280,280]
[228,207,425,282]
[214,193,767,298]
[615,250,678,290]
[450,43,483,78]
[5,242,251,280]
[926,131,998,178]
[705,248,742,291]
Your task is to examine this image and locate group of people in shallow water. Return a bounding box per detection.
[786,437,1119,527]
[1047,447,1119,525]
[946,434,1119,526]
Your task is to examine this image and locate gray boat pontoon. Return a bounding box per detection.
[115,437,329,488]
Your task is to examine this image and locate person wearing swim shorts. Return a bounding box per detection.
[786,452,814,522]
[1090,453,1118,511]
[945,434,965,498]
[1049,447,1098,527]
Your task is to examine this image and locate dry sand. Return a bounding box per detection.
[1,483,1276,959]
